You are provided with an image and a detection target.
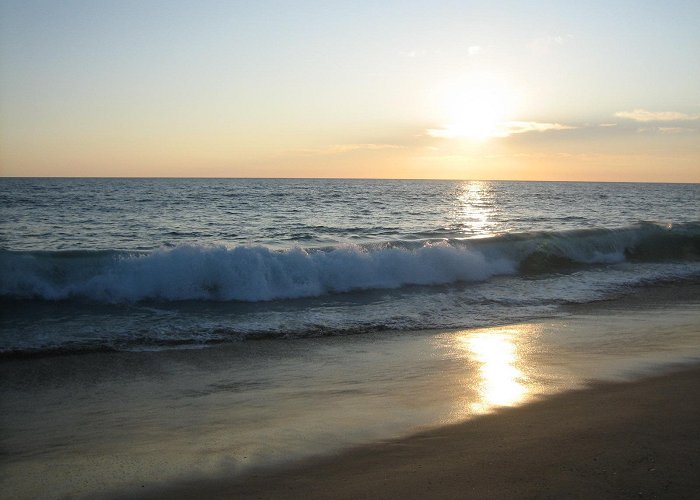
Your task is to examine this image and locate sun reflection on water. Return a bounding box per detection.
[465,330,527,413]
[454,181,498,237]
[443,326,538,417]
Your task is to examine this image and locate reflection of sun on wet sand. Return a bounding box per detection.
[125,296,700,499]
[465,330,527,412]
[139,366,700,500]
[445,324,546,422]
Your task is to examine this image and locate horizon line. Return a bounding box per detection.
[1,175,698,185]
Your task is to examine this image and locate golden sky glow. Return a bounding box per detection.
[1,1,699,181]
[429,73,519,140]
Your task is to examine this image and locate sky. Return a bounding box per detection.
[1,0,699,181]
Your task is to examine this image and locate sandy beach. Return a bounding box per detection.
[2,284,699,499]
[130,365,700,499]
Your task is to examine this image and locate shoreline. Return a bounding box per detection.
[2,283,699,499]
[3,277,699,361]
[126,364,700,499]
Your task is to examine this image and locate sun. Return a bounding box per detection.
[431,74,518,141]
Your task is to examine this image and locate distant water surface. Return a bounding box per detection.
[1,178,699,354]
[2,178,698,250]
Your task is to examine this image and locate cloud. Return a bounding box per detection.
[399,49,427,58]
[289,143,403,156]
[426,128,460,139]
[468,45,482,56]
[614,109,700,122]
[500,121,575,135]
[528,34,572,55]
[658,127,694,134]
[426,121,575,139]
[635,126,697,134]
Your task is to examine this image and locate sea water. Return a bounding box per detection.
[1,178,699,354]
[1,178,700,498]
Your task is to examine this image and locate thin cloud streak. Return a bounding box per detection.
[615,109,700,122]
[658,127,694,134]
[501,121,575,135]
[287,143,404,156]
[426,121,575,139]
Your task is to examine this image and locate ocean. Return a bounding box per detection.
[1,178,700,498]
[1,178,699,355]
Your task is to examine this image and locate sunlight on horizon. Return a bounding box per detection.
[1,1,698,181]
[430,74,519,141]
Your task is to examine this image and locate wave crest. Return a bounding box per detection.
[0,243,514,302]
[1,222,698,303]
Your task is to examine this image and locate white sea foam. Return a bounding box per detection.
[0,243,515,302]
[1,223,698,303]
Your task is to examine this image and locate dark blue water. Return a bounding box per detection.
[1,178,699,354]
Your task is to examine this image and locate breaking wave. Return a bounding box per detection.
[1,222,698,303]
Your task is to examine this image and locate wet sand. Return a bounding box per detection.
[3,283,699,499]
[131,365,700,500]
